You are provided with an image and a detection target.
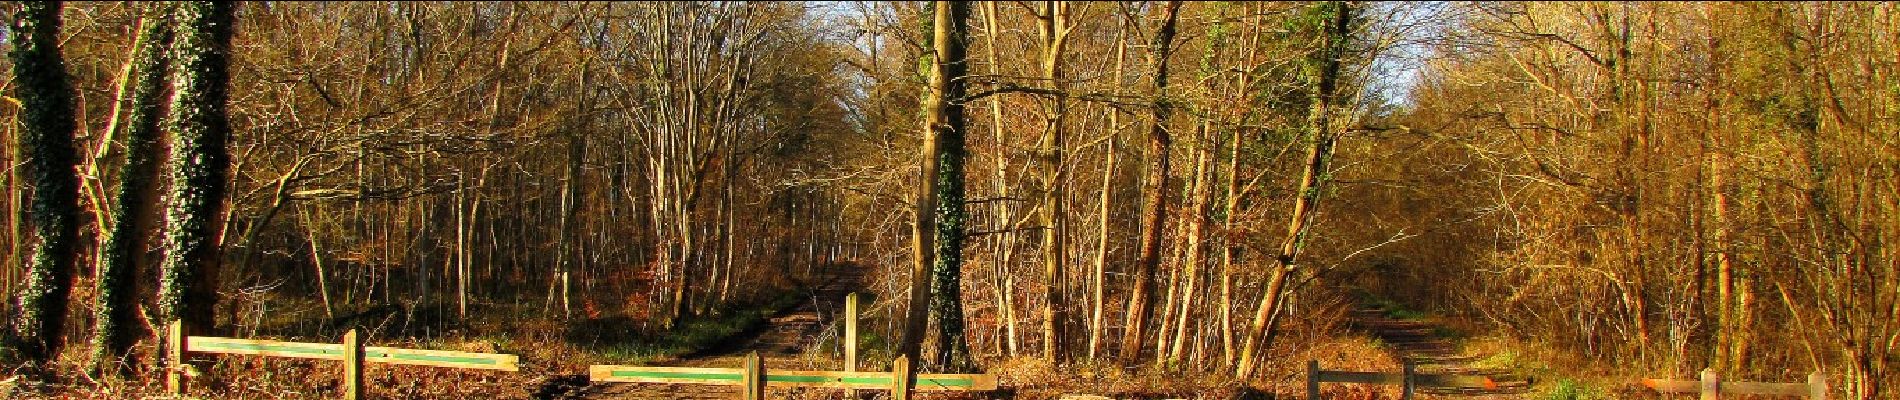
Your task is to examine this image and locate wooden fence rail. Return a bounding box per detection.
[1640,369,1827,400]
[591,352,996,400]
[165,321,519,400]
[1306,360,1498,400]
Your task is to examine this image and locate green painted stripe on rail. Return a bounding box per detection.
[365,350,501,365]
[917,377,978,387]
[610,370,745,382]
[765,374,890,385]
[192,340,341,356]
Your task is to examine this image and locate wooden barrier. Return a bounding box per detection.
[1306,360,1498,400]
[590,354,996,400]
[165,321,519,398]
[1640,369,1828,399]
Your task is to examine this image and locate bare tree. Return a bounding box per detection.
[1120,0,1182,364]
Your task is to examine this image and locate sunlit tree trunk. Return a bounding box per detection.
[1168,122,1213,365]
[1088,21,1131,361]
[1121,0,1183,364]
[1036,0,1074,364]
[1218,6,1263,366]
[978,2,1021,356]
[925,0,976,371]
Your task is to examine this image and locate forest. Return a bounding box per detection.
[1,1,1896,399]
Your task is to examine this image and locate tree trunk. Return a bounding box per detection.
[902,0,974,372]
[925,0,975,372]
[1120,0,1183,364]
[1236,0,1352,379]
[1218,117,1245,366]
[556,81,589,319]
[1037,0,1073,364]
[979,1,1021,357]
[1088,21,1131,361]
[1088,136,1117,360]
[90,9,171,374]
[8,0,84,367]
[1169,122,1213,364]
[1218,6,1262,366]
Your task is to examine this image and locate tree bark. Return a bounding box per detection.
[1120,0,1183,364]
[1037,0,1073,364]
[925,0,976,371]
[1169,122,1213,364]
[1088,20,1131,361]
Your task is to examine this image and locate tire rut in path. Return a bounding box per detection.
[1347,307,1533,398]
[566,264,869,400]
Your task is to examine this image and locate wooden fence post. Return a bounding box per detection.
[742,351,765,400]
[844,292,859,399]
[344,329,364,400]
[166,320,186,395]
[1306,360,1320,400]
[1808,371,1827,400]
[1401,359,1416,400]
[891,355,913,400]
[844,292,859,372]
[1700,368,1720,400]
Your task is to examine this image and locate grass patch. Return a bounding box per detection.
[1540,379,1606,400]
[1385,308,1427,320]
[1472,350,1540,372]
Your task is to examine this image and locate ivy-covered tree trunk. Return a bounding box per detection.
[91,8,173,374]
[7,0,83,366]
[157,0,236,341]
[900,0,975,372]
[925,0,974,372]
[1236,0,1354,379]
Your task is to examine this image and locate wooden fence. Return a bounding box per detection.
[590,293,997,399]
[591,352,996,399]
[1306,360,1498,400]
[164,321,519,400]
[1640,369,1827,399]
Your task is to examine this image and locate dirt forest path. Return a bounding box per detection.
[1347,305,1534,398]
[564,264,870,400]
